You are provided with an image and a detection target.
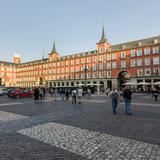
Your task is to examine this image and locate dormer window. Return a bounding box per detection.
[138,42,142,47]
[122,45,126,50]
[154,39,158,44]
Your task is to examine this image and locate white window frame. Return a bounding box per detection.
[107,54,111,60]
[145,68,151,76]
[153,57,159,65]
[112,53,116,59]
[144,48,150,55]
[121,52,126,58]
[153,68,159,75]
[130,59,136,67]
[153,46,159,54]
[137,59,142,66]
[93,72,96,78]
[137,69,143,76]
[76,59,79,64]
[121,61,126,68]
[107,71,111,78]
[130,50,135,57]
[137,49,142,56]
[107,62,111,69]
[112,61,117,68]
[145,58,150,65]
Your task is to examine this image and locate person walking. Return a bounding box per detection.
[71,89,77,104]
[153,89,159,101]
[43,88,46,98]
[61,89,65,101]
[65,90,70,101]
[123,86,132,115]
[39,88,43,100]
[110,87,120,114]
[77,88,83,104]
[34,87,39,100]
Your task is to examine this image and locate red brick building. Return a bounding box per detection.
[0,27,160,91]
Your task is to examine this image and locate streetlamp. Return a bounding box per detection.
[84,65,88,91]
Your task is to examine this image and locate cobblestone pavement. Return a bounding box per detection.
[0,93,160,159]
[18,122,160,160]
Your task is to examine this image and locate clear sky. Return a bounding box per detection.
[0,0,160,62]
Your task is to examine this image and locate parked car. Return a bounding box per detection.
[0,88,3,96]
[8,89,33,98]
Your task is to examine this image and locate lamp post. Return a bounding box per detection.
[84,65,87,91]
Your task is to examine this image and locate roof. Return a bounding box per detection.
[110,36,160,52]
[0,61,16,66]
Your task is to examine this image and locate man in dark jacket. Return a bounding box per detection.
[123,86,132,115]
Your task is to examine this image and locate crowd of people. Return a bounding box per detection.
[33,85,159,116]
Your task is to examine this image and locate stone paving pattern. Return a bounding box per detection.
[18,122,160,160]
[0,93,159,159]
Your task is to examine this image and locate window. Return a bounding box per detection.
[99,55,103,61]
[131,59,136,67]
[93,64,97,70]
[70,74,74,79]
[112,53,116,59]
[153,46,159,54]
[145,58,150,65]
[87,57,90,63]
[121,61,126,68]
[130,50,135,57]
[107,54,111,60]
[107,62,111,69]
[66,61,69,65]
[93,72,96,78]
[76,73,79,79]
[107,71,111,78]
[145,68,151,76]
[137,69,143,76]
[87,73,90,78]
[76,66,79,71]
[92,56,96,62]
[153,57,159,65]
[144,48,150,55]
[66,67,69,72]
[81,58,85,64]
[137,59,142,66]
[112,61,117,68]
[99,63,103,70]
[76,59,79,64]
[71,60,74,65]
[121,52,126,58]
[137,49,142,56]
[71,66,74,72]
[99,72,103,78]
[153,68,159,75]
[81,73,84,79]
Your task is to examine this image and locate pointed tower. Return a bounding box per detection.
[97,26,110,53]
[48,41,60,61]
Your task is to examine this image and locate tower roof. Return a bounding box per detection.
[49,41,58,55]
[98,25,108,44]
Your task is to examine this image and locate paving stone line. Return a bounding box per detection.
[0,111,28,122]
[18,122,160,160]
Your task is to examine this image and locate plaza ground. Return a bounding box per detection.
[0,93,160,160]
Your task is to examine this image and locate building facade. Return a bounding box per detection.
[0,28,160,90]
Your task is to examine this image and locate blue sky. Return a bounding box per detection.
[0,0,159,62]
